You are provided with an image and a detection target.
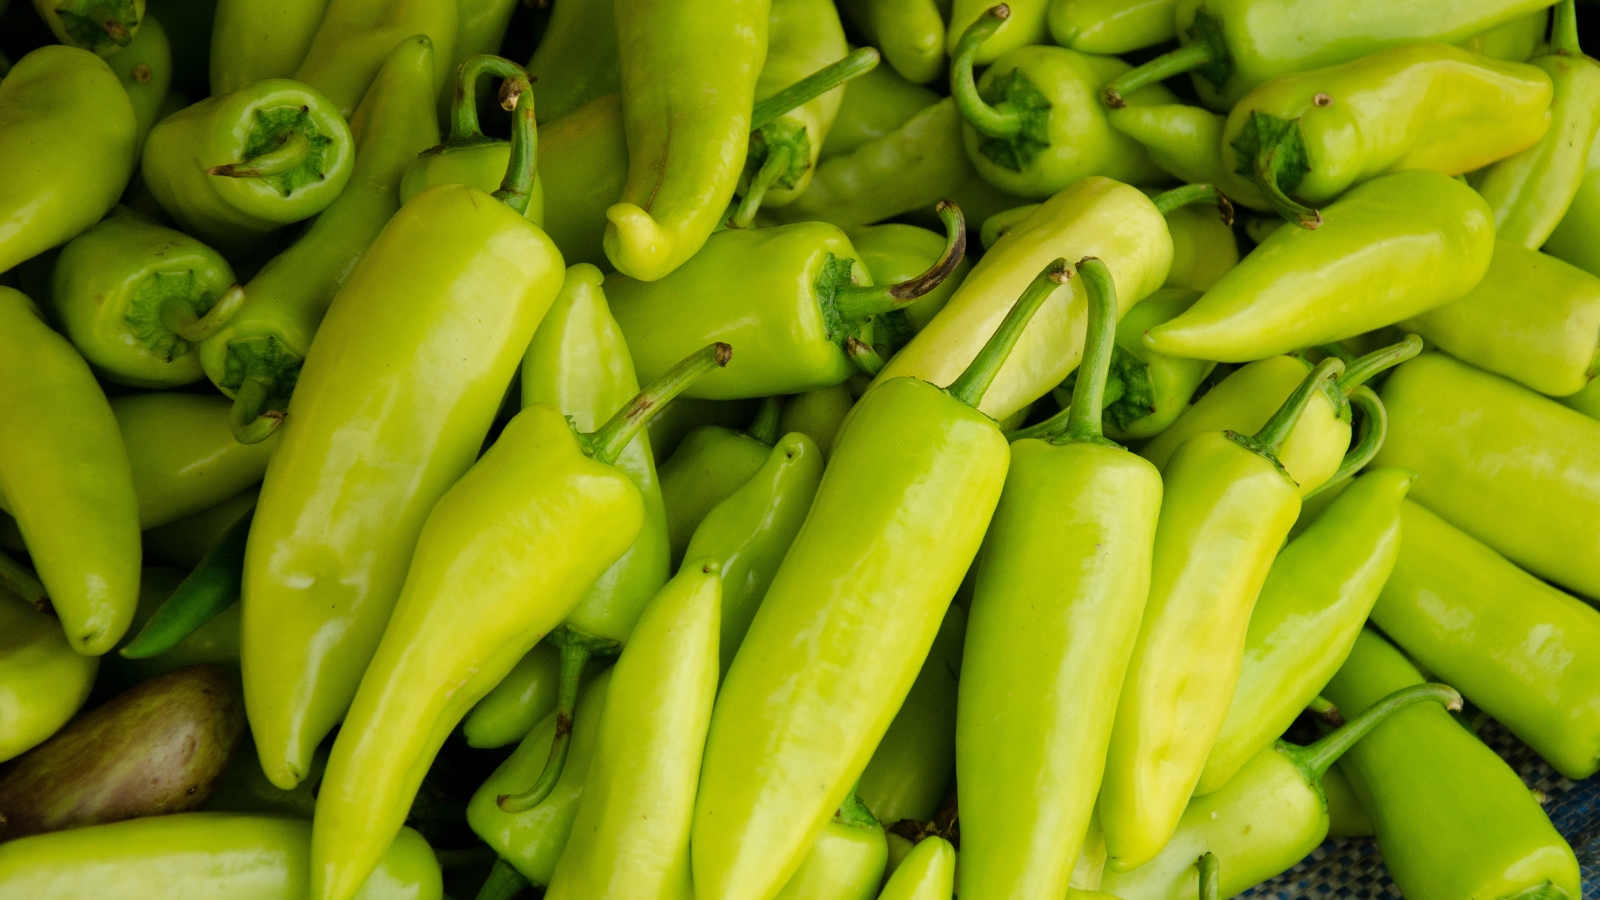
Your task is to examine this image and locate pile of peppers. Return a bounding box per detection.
[4,0,1600,898]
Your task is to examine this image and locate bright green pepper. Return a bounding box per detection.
[1196,467,1412,795]
[1405,240,1600,397]
[819,62,938,159]
[777,384,854,458]
[1322,629,1582,900]
[112,393,277,530]
[604,0,769,281]
[950,7,1174,199]
[0,287,140,656]
[140,77,355,259]
[878,835,954,900]
[1374,352,1600,599]
[658,399,779,577]
[541,563,721,900]
[0,587,97,763]
[528,0,619,124]
[0,814,442,900]
[958,258,1163,900]
[141,486,256,570]
[32,0,142,55]
[773,793,888,900]
[1049,0,1176,53]
[1371,500,1600,779]
[446,0,520,110]
[1148,171,1494,362]
[1544,124,1600,276]
[1222,43,1553,228]
[837,0,944,84]
[1163,202,1238,293]
[1461,7,1549,61]
[850,221,975,352]
[1475,1,1600,248]
[108,13,170,152]
[1099,683,1462,900]
[1101,0,1558,113]
[1108,104,1269,210]
[649,398,763,460]
[199,36,439,444]
[948,0,1047,64]
[240,75,559,791]
[290,0,456,117]
[1099,358,1341,872]
[208,0,325,94]
[0,46,137,275]
[462,641,562,749]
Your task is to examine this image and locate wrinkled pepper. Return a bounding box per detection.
[290,0,456,116]
[208,0,326,94]
[1049,0,1176,54]
[0,588,97,763]
[112,392,277,530]
[527,0,619,124]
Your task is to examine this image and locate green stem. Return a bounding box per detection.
[1255,143,1322,230]
[745,396,782,446]
[1336,334,1422,394]
[0,549,48,609]
[1306,385,1389,500]
[751,47,881,132]
[1284,683,1462,781]
[945,258,1072,409]
[496,628,619,813]
[582,343,732,466]
[730,143,792,229]
[835,788,881,830]
[120,512,251,659]
[1152,183,1234,225]
[846,336,886,376]
[492,74,537,216]
[1241,357,1343,460]
[1307,695,1345,728]
[950,5,1022,139]
[228,373,285,444]
[474,858,530,900]
[1551,0,1580,55]
[449,55,529,142]
[207,132,310,178]
[1102,41,1214,108]
[1041,257,1118,446]
[161,284,245,343]
[1197,852,1220,900]
[832,201,967,322]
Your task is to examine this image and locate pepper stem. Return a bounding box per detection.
[582,343,733,466]
[835,788,881,830]
[474,858,530,900]
[1337,334,1422,394]
[950,6,1022,139]
[1038,257,1119,446]
[207,133,311,178]
[1307,695,1345,728]
[449,55,529,142]
[1551,0,1579,56]
[945,258,1072,409]
[729,144,792,229]
[160,284,245,343]
[495,627,621,813]
[120,511,251,659]
[492,73,538,216]
[1238,357,1344,461]
[1102,41,1214,108]
[1197,852,1220,900]
[1306,386,1390,500]
[1254,142,1322,230]
[751,47,881,132]
[745,396,782,446]
[0,549,48,609]
[1283,683,1462,781]
[832,201,967,322]
[229,373,286,444]
[1152,183,1234,225]
[846,336,886,376]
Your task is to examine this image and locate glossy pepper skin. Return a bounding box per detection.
[1100,683,1462,900]
[958,258,1162,900]
[1162,203,1238,293]
[1049,0,1175,54]
[777,385,854,457]
[198,37,439,444]
[241,77,562,792]
[528,0,619,124]
[1221,43,1552,228]
[1405,241,1600,397]
[1108,104,1267,210]
[291,0,456,116]
[109,13,171,153]
[112,393,277,530]
[659,402,781,569]
[0,814,442,900]
[0,288,140,657]
[1323,630,1582,900]
[0,588,97,763]
[49,212,242,389]
[208,0,326,94]
[445,0,520,111]
[31,0,143,55]
[1544,128,1600,277]
[1099,359,1342,872]
[837,0,944,84]
[116,522,247,665]
[950,7,1174,199]
[1148,171,1493,362]
[1372,500,1600,779]
[605,0,769,281]
[948,0,1046,63]
[820,64,938,158]
[1374,352,1600,599]
[0,46,137,275]
[1196,468,1412,796]
[463,642,562,749]
[851,222,974,353]
[879,836,955,900]
[876,177,1171,420]
[536,93,630,268]
[140,78,355,258]
[774,794,888,900]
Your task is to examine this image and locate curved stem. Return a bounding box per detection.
[229,374,286,444]
[1041,257,1118,446]
[1197,852,1220,900]
[751,47,880,132]
[1005,404,1069,441]
[1256,144,1322,230]
[950,6,1022,139]
[0,549,48,609]
[1244,357,1343,460]
[492,74,538,216]
[120,511,251,659]
[1307,385,1388,500]
[1152,183,1234,226]
[1307,695,1345,728]
[745,396,782,446]
[584,343,732,466]
[1284,683,1461,781]
[846,335,886,376]
[1551,0,1579,55]
[833,201,967,322]
[161,284,246,343]
[450,55,529,142]
[474,858,530,900]
[1337,334,1422,394]
[730,144,792,229]
[945,258,1072,409]
[1102,41,1214,108]
[495,628,619,813]
[207,132,310,178]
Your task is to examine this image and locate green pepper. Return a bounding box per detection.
[1322,629,1582,900]
[1474,1,1600,249]
[820,62,939,159]
[290,0,456,116]
[837,0,943,84]
[1102,0,1558,113]
[658,401,781,566]
[1163,201,1238,293]
[117,516,246,665]
[31,0,142,55]
[1373,352,1600,599]
[108,13,170,153]
[142,486,256,570]
[49,212,242,389]
[1195,467,1413,796]
[540,562,721,900]
[102,567,241,687]
[1371,500,1600,779]
[528,0,619,124]
[772,793,888,900]
[1322,765,1372,838]
[949,7,1174,199]
[1099,683,1463,900]
[0,587,97,763]
[777,384,854,458]
[1148,171,1493,362]
[605,0,769,281]
[140,77,355,259]
[1221,43,1553,228]
[1404,240,1600,397]
[1544,125,1600,276]
[0,287,140,656]
[1098,358,1342,872]
[691,260,1061,900]
[536,93,630,268]
[1564,377,1600,419]
[878,835,955,900]
[112,393,277,530]
[1461,7,1549,61]
[208,0,325,94]
[649,398,764,460]
[240,72,558,792]
[948,0,1046,64]
[1049,0,1176,54]
[0,46,137,275]
[199,36,439,444]
[876,177,1173,421]
[462,641,562,749]
[958,257,1163,900]
[446,0,521,107]
[1108,104,1268,210]
[0,814,442,900]
[850,221,975,351]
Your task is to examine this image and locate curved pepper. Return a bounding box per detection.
[1564,378,1600,419]
[112,393,277,530]
[140,77,355,258]
[0,288,140,656]
[777,385,854,457]
[851,221,975,351]
[118,516,247,664]
[1100,683,1462,900]
[1371,500,1600,779]
[50,212,242,389]
[858,605,964,827]
[0,814,442,900]
[241,73,560,792]
[1196,467,1412,795]
[1049,0,1175,54]
[0,588,97,763]
[820,63,938,158]
[838,0,943,84]
[198,36,438,444]
[1148,171,1493,362]
[1373,352,1600,599]
[463,642,562,749]
[208,0,326,94]
[109,13,171,152]
[0,46,136,275]
[290,0,456,116]
[528,0,619,124]
[1405,240,1600,397]
[1108,104,1267,209]
[658,400,782,566]
[959,257,1163,900]
[1323,766,1372,838]
[772,793,888,900]
[948,0,1046,64]
[1322,630,1582,900]
[102,567,241,688]
[950,7,1173,199]
[604,0,769,281]
[880,836,955,900]
[31,0,142,55]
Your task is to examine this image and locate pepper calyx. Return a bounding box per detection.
[1231,110,1320,229]
[222,335,302,444]
[52,0,138,55]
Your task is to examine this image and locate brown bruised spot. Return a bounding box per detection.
[132,63,150,83]
[713,342,733,367]
[103,19,129,41]
[1313,93,1333,107]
